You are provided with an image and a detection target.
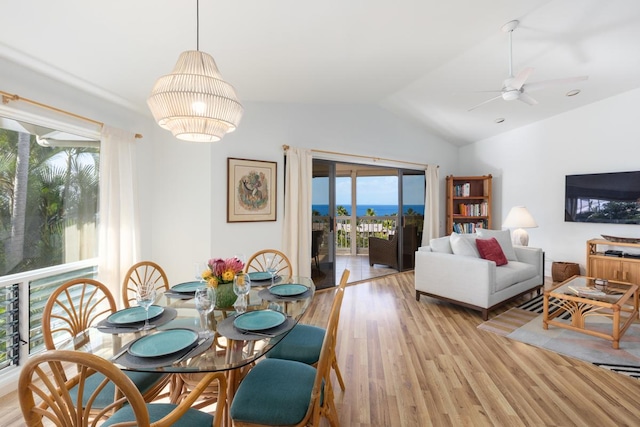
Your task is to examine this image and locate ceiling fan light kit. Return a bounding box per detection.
[468,20,588,112]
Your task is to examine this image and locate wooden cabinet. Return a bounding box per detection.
[446,175,492,234]
[586,239,640,284]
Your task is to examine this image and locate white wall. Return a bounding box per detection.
[0,55,460,285]
[460,88,640,275]
[150,102,460,283]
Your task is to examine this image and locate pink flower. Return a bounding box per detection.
[206,257,245,284]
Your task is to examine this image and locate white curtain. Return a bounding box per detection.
[282,147,313,277]
[98,125,140,305]
[422,165,440,246]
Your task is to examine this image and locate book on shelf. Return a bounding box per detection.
[452,221,487,234]
[568,286,606,297]
[457,201,488,217]
[453,183,472,197]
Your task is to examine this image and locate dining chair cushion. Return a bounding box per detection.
[230,358,317,425]
[70,371,167,408]
[265,324,325,365]
[102,403,214,427]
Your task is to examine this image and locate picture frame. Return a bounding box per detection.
[227,157,277,222]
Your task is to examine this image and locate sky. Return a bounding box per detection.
[312,175,424,205]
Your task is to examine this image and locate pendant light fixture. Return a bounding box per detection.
[147,0,243,142]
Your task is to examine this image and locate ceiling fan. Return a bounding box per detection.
[468,20,588,111]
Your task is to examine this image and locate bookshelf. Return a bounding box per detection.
[446,175,492,234]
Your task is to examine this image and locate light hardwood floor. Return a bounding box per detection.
[4,271,640,426]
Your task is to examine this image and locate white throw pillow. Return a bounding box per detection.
[429,236,453,254]
[476,229,517,261]
[449,233,480,258]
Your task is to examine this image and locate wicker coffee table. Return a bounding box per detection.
[543,276,639,349]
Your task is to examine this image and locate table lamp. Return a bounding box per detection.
[502,206,538,246]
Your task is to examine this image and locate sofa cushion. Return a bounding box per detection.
[429,236,453,254]
[476,237,508,266]
[494,261,538,292]
[449,233,479,258]
[476,229,517,261]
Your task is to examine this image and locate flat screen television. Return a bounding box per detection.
[565,171,640,224]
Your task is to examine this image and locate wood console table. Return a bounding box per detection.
[586,239,640,284]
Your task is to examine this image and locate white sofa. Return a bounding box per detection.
[414,229,544,320]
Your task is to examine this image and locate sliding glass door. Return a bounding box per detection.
[312,159,425,286]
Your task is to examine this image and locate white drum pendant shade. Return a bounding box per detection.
[147,50,243,142]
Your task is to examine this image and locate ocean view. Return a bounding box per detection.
[312,204,424,216]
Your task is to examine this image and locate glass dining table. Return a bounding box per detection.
[57,275,315,421]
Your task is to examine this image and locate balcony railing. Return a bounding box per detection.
[312,214,423,256]
[336,216,398,254]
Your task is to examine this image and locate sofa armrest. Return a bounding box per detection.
[414,251,495,307]
[514,246,543,270]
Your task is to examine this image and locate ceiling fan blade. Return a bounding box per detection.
[518,92,538,106]
[468,95,503,112]
[524,76,588,92]
[509,67,534,90]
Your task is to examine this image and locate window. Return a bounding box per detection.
[0,112,100,375]
[0,116,100,276]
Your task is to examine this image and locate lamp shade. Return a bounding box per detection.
[502,206,538,229]
[147,50,243,142]
[502,206,537,246]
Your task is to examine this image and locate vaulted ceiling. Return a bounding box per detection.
[2,0,639,145]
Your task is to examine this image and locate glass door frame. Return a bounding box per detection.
[311,159,336,288]
[398,169,425,271]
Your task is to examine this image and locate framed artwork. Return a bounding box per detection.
[227,157,277,222]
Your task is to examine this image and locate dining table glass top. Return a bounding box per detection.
[58,276,315,373]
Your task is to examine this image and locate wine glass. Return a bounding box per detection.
[233,272,251,314]
[265,254,278,285]
[194,262,207,283]
[135,282,157,331]
[194,287,216,336]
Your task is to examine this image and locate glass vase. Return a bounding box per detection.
[215,282,238,309]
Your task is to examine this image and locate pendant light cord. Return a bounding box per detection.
[196,0,200,51]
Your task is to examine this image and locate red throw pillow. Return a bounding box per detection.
[476,237,508,266]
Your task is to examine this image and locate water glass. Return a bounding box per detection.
[135,282,157,331]
[233,272,252,314]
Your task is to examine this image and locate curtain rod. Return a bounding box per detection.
[282,144,437,169]
[1,90,143,139]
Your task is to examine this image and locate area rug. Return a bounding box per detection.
[478,295,640,379]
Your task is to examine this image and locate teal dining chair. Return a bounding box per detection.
[42,278,170,412]
[264,269,350,390]
[229,269,347,427]
[19,349,226,427]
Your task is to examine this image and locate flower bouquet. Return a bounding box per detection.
[201,257,245,308]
